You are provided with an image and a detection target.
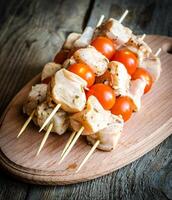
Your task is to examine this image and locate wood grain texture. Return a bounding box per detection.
[0,35,172,187]
[0,0,172,199]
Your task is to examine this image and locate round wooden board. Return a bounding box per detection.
[0,35,172,185]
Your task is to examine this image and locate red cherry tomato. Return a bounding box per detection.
[132,68,153,94]
[111,96,133,121]
[111,49,138,75]
[91,36,116,59]
[86,83,116,110]
[68,63,95,87]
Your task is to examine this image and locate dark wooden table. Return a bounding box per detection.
[0,0,172,199]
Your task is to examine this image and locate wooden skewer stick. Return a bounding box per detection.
[118,10,129,24]
[140,34,146,41]
[60,131,76,158]
[39,104,61,132]
[17,110,35,138]
[76,140,100,173]
[36,122,53,156]
[96,15,105,27]
[58,126,84,164]
[155,48,161,56]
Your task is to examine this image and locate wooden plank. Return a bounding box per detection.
[0,170,28,200]
[87,0,172,36]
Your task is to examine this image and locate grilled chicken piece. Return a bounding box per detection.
[104,61,130,96]
[140,54,161,81]
[127,78,146,111]
[23,84,48,115]
[36,102,69,134]
[41,62,62,82]
[63,32,81,50]
[73,46,108,76]
[51,69,87,113]
[94,18,132,46]
[70,96,112,134]
[74,27,94,48]
[125,35,152,64]
[87,115,124,151]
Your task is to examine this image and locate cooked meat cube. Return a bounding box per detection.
[94,18,132,46]
[63,32,81,50]
[36,102,69,135]
[23,84,48,115]
[87,114,124,151]
[70,96,112,133]
[140,54,161,81]
[126,78,146,111]
[108,61,130,96]
[41,62,62,82]
[51,69,87,113]
[125,35,152,64]
[74,27,94,48]
[73,46,108,76]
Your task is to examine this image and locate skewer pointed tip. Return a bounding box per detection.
[60,131,76,158]
[76,140,100,173]
[58,126,84,164]
[36,123,53,156]
[17,110,35,138]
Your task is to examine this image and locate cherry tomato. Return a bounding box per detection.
[68,63,95,87]
[86,83,116,110]
[111,49,138,75]
[132,68,153,94]
[54,49,69,64]
[111,96,133,122]
[91,36,116,59]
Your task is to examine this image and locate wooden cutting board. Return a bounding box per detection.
[0,35,172,185]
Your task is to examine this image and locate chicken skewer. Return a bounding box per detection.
[39,15,105,132]
[59,10,129,164]
[17,83,48,138]
[59,15,106,158]
[35,101,69,155]
[17,63,61,138]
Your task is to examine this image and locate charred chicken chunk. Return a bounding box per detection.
[94,18,132,46]
[23,84,48,115]
[41,62,62,82]
[70,96,112,133]
[73,46,108,76]
[87,115,124,151]
[36,102,69,135]
[51,69,87,113]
